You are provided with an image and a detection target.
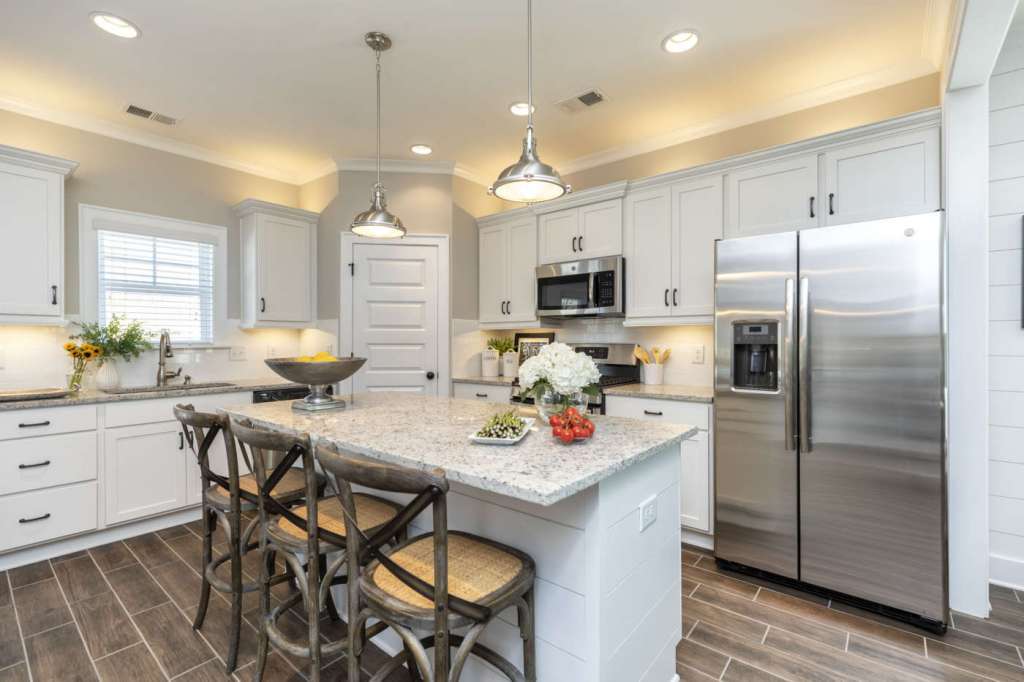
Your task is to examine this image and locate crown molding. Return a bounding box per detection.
[295,159,339,186]
[922,0,955,69]
[0,94,306,185]
[0,142,78,176]
[232,198,319,221]
[559,61,938,178]
[529,180,628,215]
[334,157,489,186]
[476,205,535,226]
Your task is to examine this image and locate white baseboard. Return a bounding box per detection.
[0,506,203,571]
[682,528,713,551]
[991,553,1024,591]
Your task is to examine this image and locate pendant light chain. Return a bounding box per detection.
[375,46,382,188]
[527,0,533,130]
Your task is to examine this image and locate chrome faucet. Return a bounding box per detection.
[157,331,182,387]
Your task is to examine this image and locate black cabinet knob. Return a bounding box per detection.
[426,371,436,380]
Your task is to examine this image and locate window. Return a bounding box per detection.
[79,205,228,346]
[97,230,215,343]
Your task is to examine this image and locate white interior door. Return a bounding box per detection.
[351,242,440,395]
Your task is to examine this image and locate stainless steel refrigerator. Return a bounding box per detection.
[713,212,946,630]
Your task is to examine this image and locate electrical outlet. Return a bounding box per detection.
[638,495,657,532]
[691,344,705,364]
[229,347,247,361]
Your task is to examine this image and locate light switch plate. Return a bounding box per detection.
[229,347,247,361]
[691,344,705,364]
[638,495,657,532]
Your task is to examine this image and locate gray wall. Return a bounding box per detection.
[316,170,487,321]
[0,109,300,318]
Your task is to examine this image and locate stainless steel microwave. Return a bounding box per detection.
[535,256,625,318]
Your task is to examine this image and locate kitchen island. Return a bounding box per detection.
[223,392,697,682]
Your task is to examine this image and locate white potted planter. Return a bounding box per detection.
[94,359,121,391]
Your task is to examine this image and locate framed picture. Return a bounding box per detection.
[514,332,556,365]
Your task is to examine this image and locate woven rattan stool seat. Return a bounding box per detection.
[206,469,308,508]
[369,531,526,610]
[276,494,399,542]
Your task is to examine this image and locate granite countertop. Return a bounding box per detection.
[221,392,696,506]
[603,383,714,403]
[452,375,517,386]
[0,378,303,411]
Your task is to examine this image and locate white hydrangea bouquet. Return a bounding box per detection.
[518,342,601,421]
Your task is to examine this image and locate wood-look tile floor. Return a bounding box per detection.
[678,545,1024,681]
[4,529,1024,681]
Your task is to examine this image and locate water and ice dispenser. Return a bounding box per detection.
[732,322,779,391]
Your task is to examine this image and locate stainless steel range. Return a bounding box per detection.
[510,342,640,414]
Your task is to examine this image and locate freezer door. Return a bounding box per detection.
[714,231,799,579]
[798,213,946,622]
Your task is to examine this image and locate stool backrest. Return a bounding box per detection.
[173,404,248,505]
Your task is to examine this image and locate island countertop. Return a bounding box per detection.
[221,392,696,506]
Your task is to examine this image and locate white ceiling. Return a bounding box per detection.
[0,1,948,185]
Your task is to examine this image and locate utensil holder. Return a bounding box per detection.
[643,363,664,385]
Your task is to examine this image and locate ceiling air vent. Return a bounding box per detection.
[124,104,179,125]
[557,88,606,114]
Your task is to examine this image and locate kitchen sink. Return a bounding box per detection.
[101,382,239,395]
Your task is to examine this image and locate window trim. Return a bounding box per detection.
[79,204,228,347]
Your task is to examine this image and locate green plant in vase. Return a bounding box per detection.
[487,337,515,355]
[72,315,153,363]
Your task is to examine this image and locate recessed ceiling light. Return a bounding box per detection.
[509,102,535,117]
[410,144,433,156]
[662,30,699,53]
[91,12,140,39]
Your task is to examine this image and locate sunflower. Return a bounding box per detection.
[70,348,82,358]
[63,341,77,352]
[82,349,95,360]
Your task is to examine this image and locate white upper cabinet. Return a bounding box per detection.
[538,198,623,264]
[822,128,940,225]
[235,199,318,329]
[624,186,674,319]
[725,153,819,238]
[478,212,540,328]
[672,175,723,318]
[624,175,722,325]
[0,145,76,324]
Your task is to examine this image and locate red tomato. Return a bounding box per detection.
[572,425,589,439]
[581,418,594,431]
[549,415,563,428]
[564,407,579,418]
[558,429,574,444]
[551,426,566,439]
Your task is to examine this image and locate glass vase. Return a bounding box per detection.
[536,388,588,425]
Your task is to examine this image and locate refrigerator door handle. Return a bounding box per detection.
[798,277,812,452]
[784,278,797,451]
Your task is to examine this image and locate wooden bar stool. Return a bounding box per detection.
[315,440,538,682]
[229,418,405,682]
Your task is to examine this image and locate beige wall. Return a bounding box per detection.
[299,171,339,213]
[0,109,300,318]
[563,74,941,191]
[317,170,485,321]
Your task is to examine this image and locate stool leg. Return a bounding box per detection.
[225,509,243,672]
[307,556,322,681]
[519,587,536,682]
[318,554,341,622]
[253,541,274,681]
[192,506,213,630]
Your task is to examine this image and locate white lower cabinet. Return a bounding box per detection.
[104,421,189,525]
[604,396,713,534]
[453,382,513,403]
[0,482,98,553]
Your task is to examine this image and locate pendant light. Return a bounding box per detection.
[351,32,406,238]
[488,0,571,203]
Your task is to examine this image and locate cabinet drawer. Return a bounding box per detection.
[0,481,98,553]
[0,431,97,496]
[453,383,513,403]
[0,405,97,440]
[105,391,252,428]
[604,396,709,430]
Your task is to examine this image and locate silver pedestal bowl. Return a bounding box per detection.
[264,357,366,412]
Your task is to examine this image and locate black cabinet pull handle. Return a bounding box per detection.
[809,196,815,218]
[18,421,51,428]
[664,289,669,306]
[19,460,51,469]
[828,193,835,215]
[260,297,266,313]
[19,513,50,524]
[51,285,58,305]
[672,288,678,306]
[475,392,488,398]
[571,236,577,252]
[178,432,185,450]
[644,410,664,416]
[506,300,511,315]
[578,235,583,251]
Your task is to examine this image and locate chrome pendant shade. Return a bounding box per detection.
[351,31,406,239]
[489,0,570,203]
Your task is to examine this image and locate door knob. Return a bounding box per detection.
[426,371,436,380]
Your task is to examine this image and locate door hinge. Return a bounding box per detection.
[348,262,355,276]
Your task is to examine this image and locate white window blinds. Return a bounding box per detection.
[97,229,215,344]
